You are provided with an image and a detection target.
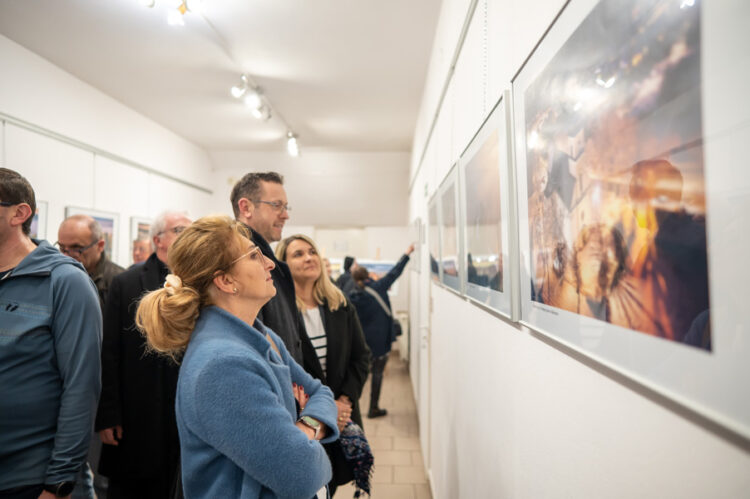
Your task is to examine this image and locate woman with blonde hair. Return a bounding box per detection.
[276,234,372,496]
[136,216,339,499]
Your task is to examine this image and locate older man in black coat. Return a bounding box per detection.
[95,211,191,499]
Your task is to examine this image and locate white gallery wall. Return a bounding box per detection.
[207,150,410,227]
[0,34,214,268]
[409,1,750,498]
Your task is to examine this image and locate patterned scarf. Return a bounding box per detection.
[339,422,373,497]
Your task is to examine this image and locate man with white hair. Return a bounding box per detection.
[95,210,191,499]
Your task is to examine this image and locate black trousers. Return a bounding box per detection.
[369,354,389,411]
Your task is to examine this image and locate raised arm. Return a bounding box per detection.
[374,244,414,292]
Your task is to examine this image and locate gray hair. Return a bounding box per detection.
[230,171,284,218]
[88,218,103,244]
[150,210,189,245]
[63,214,103,245]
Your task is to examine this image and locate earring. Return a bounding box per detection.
[233,287,238,294]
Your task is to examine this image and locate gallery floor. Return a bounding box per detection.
[336,350,432,499]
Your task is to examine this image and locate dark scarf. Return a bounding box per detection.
[339,422,373,497]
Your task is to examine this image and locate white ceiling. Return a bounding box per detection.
[0,0,440,152]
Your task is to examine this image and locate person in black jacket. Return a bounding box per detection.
[95,210,191,499]
[349,244,413,418]
[276,234,371,495]
[335,255,358,295]
[230,172,325,380]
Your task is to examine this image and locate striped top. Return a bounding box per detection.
[302,307,328,377]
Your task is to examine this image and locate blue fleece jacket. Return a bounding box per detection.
[176,306,339,499]
[0,240,102,489]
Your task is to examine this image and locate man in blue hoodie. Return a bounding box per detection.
[0,168,102,499]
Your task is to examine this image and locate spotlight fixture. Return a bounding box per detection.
[184,0,204,13]
[167,8,185,26]
[287,132,299,157]
[243,91,263,111]
[251,105,272,121]
[230,74,248,98]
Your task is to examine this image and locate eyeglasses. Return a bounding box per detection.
[0,201,16,207]
[255,200,291,213]
[230,245,264,266]
[157,226,188,237]
[55,240,98,256]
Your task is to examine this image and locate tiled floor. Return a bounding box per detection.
[335,350,432,499]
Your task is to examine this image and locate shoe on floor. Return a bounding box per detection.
[367,408,388,418]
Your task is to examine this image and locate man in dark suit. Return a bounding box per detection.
[95,210,192,499]
[230,172,324,380]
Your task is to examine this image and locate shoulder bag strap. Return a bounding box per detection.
[364,285,392,317]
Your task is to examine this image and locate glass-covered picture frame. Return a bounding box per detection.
[438,164,461,292]
[65,206,120,262]
[460,94,514,318]
[428,195,441,282]
[513,0,750,438]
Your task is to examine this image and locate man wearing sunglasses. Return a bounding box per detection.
[96,210,191,499]
[230,172,325,381]
[0,168,102,499]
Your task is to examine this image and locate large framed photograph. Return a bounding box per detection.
[427,195,441,283]
[513,0,750,437]
[29,200,48,240]
[438,165,461,292]
[459,94,514,318]
[65,206,119,262]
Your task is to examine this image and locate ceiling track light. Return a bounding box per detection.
[287,132,300,157]
[167,9,185,26]
[243,90,263,110]
[230,74,249,98]
[251,105,272,121]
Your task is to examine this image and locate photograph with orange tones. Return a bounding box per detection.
[523,0,710,350]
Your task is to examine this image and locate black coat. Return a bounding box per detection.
[349,254,410,358]
[95,253,180,485]
[318,299,371,426]
[318,299,371,487]
[249,227,325,380]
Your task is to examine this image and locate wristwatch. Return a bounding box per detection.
[298,415,322,439]
[43,481,76,497]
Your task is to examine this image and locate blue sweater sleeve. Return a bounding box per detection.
[190,351,335,498]
[47,266,102,483]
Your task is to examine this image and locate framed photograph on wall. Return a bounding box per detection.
[513,0,750,437]
[29,200,48,240]
[438,165,461,292]
[459,93,514,318]
[130,216,151,242]
[410,216,422,273]
[65,206,119,262]
[428,195,441,283]
[130,216,152,265]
